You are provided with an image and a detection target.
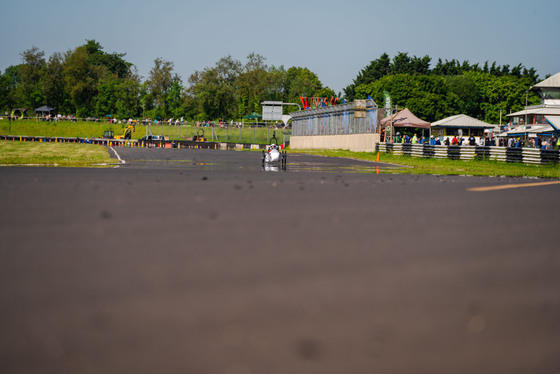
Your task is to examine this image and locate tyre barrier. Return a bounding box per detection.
[0,135,271,151]
[376,143,560,165]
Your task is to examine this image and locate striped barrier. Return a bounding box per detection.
[377,143,560,165]
[0,135,272,151]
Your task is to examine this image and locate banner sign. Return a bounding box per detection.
[383,90,392,116]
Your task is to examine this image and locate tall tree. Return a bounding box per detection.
[17,46,46,110]
[390,52,412,75]
[285,67,324,101]
[444,74,482,118]
[85,39,132,79]
[41,52,66,111]
[265,65,288,102]
[237,53,269,114]
[411,55,431,75]
[63,45,100,116]
[114,68,142,118]
[344,53,390,100]
[0,66,20,112]
[146,58,180,118]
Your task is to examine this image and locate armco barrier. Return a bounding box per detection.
[376,143,560,165]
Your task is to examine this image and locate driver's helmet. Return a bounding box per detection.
[270,144,277,150]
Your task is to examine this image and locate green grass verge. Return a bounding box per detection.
[0,141,118,167]
[291,149,560,178]
[0,119,290,144]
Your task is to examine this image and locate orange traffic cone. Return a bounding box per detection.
[376,152,380,162]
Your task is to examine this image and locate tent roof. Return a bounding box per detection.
[243,112,262,119]
[432,114,495,129]
[34,105,56,113]
[380,108,430,129]
[531,72,560,90]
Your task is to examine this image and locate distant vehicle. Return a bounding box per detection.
[140,135,168,142]
[102,130,114,139]
[102,125,134,140]
[114,125,135,140]
[262,143,287,171]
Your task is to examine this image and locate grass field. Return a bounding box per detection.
[2,139,559,177]
[2,120,560,177]
[0,119,290,144]
[0,141,117,167]
[293,149,560,178]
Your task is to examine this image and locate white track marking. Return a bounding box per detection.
[109,146,126,165]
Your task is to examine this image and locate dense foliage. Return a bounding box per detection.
[346,52,541,123]
[1,44,543,124]
[0,41,333,121]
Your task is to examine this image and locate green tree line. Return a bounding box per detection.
[0,40,333,121]
[1,44,543,124]
[345,52,542,123]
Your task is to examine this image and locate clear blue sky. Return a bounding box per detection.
[1,0,559,94]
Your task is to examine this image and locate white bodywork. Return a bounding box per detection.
[264,145,281,163]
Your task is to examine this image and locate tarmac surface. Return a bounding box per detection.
[1,147,559,374]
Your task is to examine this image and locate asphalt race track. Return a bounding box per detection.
[1,147,559,374]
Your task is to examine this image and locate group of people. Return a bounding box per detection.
[395,131,560,150]
[502,135,559,150]
[2,113,79,122]
[395,133,432,144]
[165,117,184,126]
[38,113,78,122]
[441,135,497,146]
[194,120,238,128]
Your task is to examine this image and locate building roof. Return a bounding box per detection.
[507,106,560,117]
[532,72,560,90]
[545,116,560,130]
[497,124,556,137]
[431,114,494,128]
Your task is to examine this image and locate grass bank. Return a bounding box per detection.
[0,119,290,144]
[0,141,118,167]
[292,149,560,179]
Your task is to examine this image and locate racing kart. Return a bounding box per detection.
[262,143,287,171]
